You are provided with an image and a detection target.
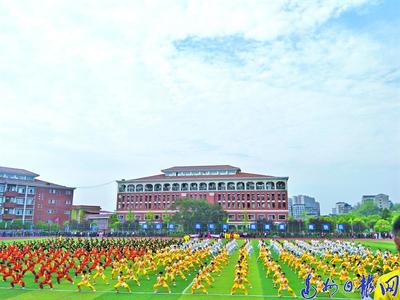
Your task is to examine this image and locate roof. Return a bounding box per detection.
[123,172,285,182]
[0,177,75,190]
[161,165,240,173]
[0,166,39,177]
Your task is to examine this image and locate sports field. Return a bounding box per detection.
[0,238,395,300]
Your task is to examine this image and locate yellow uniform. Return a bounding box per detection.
[374,269,400,300]
[153,274,171,293]
[77,273,96,292]
[114,274,131,293]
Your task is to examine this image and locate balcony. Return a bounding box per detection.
[1,213,16,220]
[3,202,17,209]
[4,191,18,197]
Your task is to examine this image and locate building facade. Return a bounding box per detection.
[116,165,289,225]
[0,166,74,225]
[288,195,320,219]
[362,194,391,210]
[332,202,353,215]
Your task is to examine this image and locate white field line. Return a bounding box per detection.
[0,286,362,299]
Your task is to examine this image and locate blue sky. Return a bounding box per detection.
[0,0,398,214]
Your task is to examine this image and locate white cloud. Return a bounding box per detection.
[0,0,398,213]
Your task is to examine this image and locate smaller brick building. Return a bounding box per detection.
[0,166,74,225]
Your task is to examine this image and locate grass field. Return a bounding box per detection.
[0,238,395,300]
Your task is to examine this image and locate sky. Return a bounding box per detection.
[0,0,399,214]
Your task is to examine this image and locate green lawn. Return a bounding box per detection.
[0,238,395,300]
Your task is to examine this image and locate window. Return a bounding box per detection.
[47,209,54,214]
[65,190,72,195]
[26,198,34,205]
[258,214,265,220]
[65,200,72,205]
[48,199,56,204]
[64,210,70,215]
[268,214,275,220]
[228,214,235,221]
[248,214,255,221]
[237,214,245,221]
[278,215,286,220]
[49,189,57,194]
[27,187,35,194]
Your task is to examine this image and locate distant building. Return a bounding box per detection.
[71,205,112,231]
[71,205,101,223]
[332,202,353,215]
[289,195,320,219]
[0,166,74,225]
[362,194,392,210]
[116,165,289,225]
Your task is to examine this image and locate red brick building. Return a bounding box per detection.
[0,166,74,225]
[116,165,288,226]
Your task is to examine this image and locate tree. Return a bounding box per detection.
[381,208,392,221]
[109,212,119,230]
[374,219,391,233]
[126,210,133,222]
[352,218,367,233]
[9,220,23,229]
[145,212,154,222]
[35,221,48,231]
[171,198,227,233]
[353,202,381,216]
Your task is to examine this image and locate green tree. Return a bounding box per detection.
[109,212,119,230]
[126,210,133,222]
[10,219,23,229]
[162,214,170,224]
[352,218,367,233]
[35,221,48,230]
[353,202,381,216]
[381,208,392,221]
[145,212,154,222]
[374,219,392,233]
[171,198,227,233]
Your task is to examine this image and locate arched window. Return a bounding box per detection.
[127,184,135,192]
[136,184,143,192]
[163,183,171,191]
[190,183,198,191]
[154,184,162,191]
[246,182,255,190]
[208,182,216,190]
[199,183,207,190]
[181,183,188,191]
[119,184,126,192]
[172,183,180,191]
[237,182,245,190]
[276,181,285,189]
[266,182,275,190]
[145,184,153,192]
[256,182,264,190]
[227,182,235,190]
[218,182,226,190]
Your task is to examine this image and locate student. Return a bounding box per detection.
[374,216,400,300]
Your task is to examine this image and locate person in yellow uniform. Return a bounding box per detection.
[77,270,96,292]
[92,263,109,285]
[277,272,297,298]
[153,271,171,294]
[375,216,400,300]
[231,272,248,295]
[191,273,208,294]
[114,271,131,293]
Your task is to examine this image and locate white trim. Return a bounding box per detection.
[224,210,288,213]
[117,210,178,213]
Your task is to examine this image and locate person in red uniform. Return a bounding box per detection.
[10,270,25,289]
[39,269,53,289]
